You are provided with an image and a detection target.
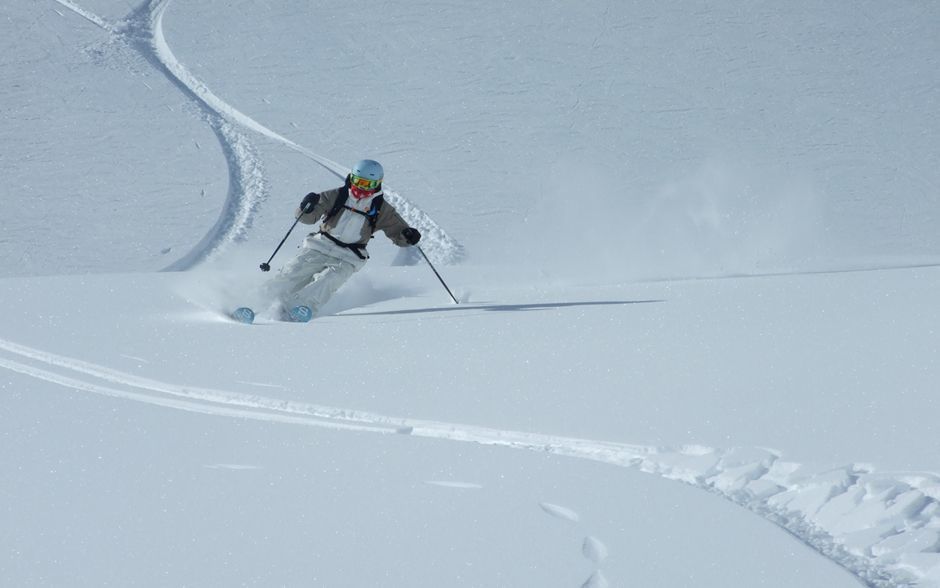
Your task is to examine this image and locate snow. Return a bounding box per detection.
[2,1,940,587]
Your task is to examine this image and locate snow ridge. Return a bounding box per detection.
[52,0,464,267]
[2,336,938,587]
[143,1,270,269]
[53,0,269,269]
[160,118,268,270]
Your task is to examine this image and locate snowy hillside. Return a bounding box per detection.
[2,1,940,587]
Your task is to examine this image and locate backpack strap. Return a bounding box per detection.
[326,193,384,232]
[319,231,370,260]
[316,194,385,261]
[361,195,384,232]
[322,186,350,224]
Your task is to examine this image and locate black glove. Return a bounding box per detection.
[300,192,320,214]
[402,227,421,245]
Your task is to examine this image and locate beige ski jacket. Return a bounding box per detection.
[295,187,412,249]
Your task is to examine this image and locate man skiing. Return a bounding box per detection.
[263,159,421,322]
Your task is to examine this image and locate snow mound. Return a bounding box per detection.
[582,536,609,564]
[538,502,581,523]
[635,446,940,587]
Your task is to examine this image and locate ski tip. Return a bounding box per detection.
[231,307,256,324]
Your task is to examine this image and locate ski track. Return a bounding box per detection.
[52,0,464,268]
[2,336,939,587]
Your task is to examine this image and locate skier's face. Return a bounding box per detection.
[350,185,377,200]
[349,173,380,200]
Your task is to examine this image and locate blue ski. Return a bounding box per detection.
[288,305,313,323]
[231,307,256,324]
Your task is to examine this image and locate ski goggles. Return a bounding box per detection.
[350,174,381,191]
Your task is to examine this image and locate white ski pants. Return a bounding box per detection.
[264,235,364,316]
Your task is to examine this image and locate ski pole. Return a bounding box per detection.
[417,246,458,304]
[260,215,303,272]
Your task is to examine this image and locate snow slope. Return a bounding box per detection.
[3,1,940,587]
[3,265,940,586]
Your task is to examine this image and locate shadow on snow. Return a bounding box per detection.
[339,299,665,317]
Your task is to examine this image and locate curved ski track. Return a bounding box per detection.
[3,335,939,587]
[53,0,463,269]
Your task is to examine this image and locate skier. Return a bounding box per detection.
[262,159,421,322]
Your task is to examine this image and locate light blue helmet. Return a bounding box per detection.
[351,159,384,182]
